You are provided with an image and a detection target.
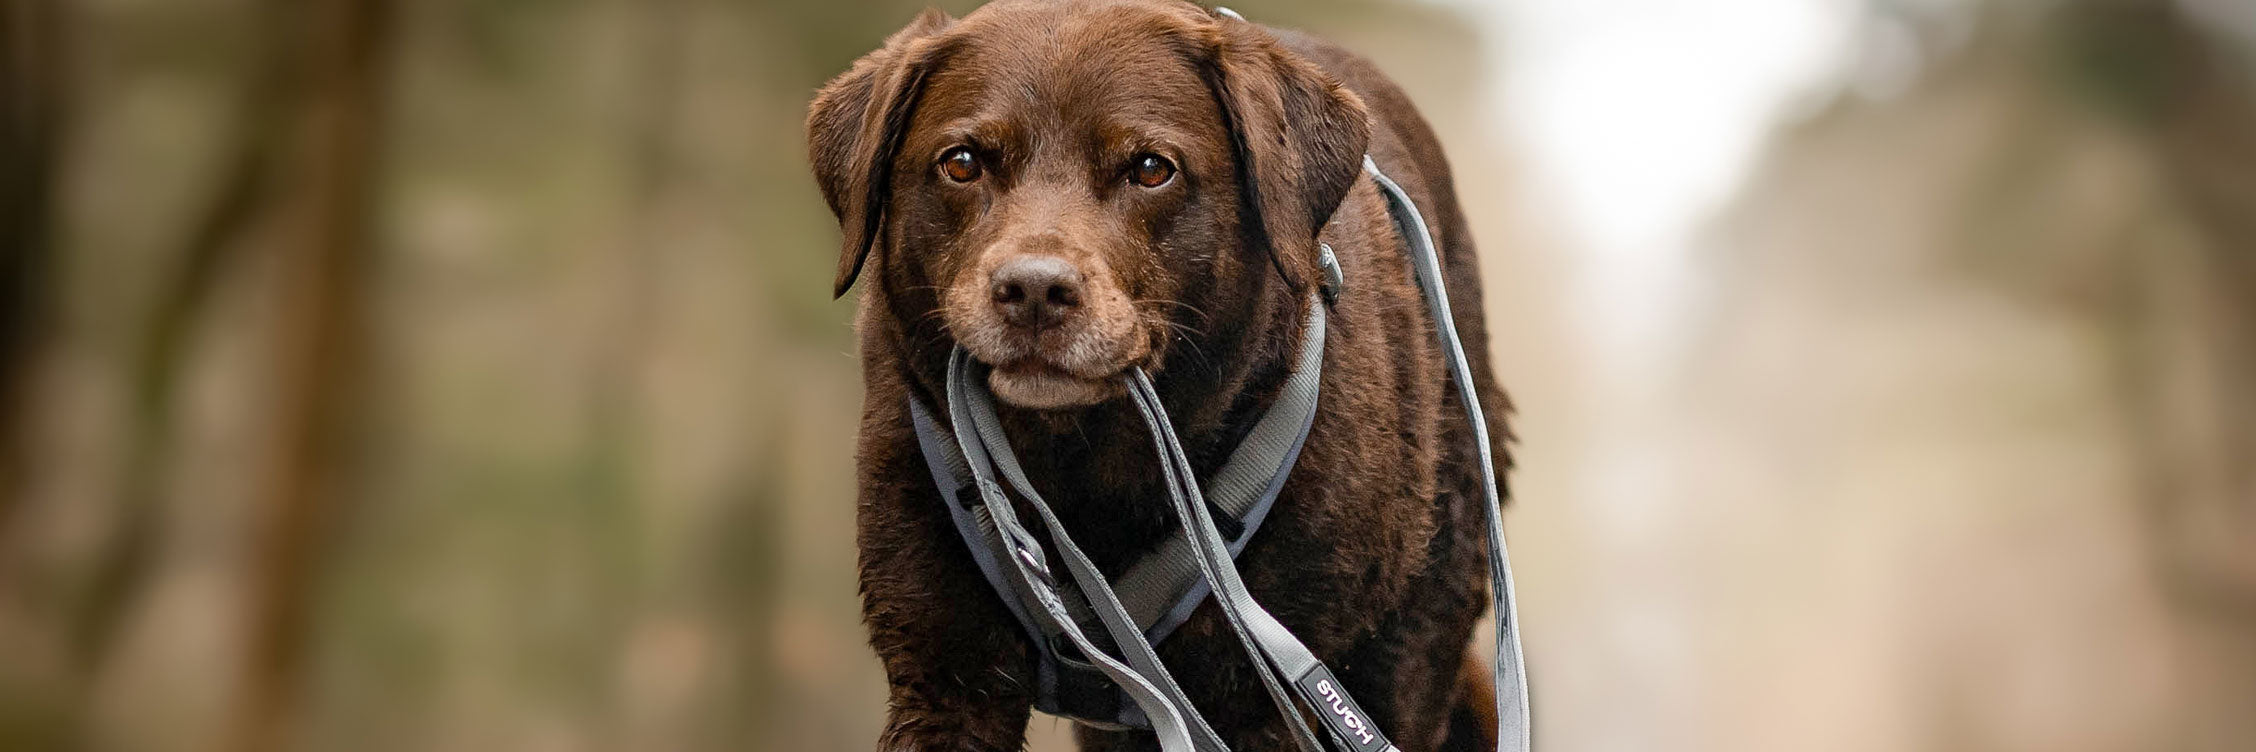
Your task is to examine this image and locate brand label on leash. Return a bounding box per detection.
[1295,665,1392,752]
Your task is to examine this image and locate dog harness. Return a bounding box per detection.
[907,149,1531,752]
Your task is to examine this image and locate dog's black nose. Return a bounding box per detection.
[990,255,1083,330]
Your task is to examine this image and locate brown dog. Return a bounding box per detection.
[808,1,1512,749]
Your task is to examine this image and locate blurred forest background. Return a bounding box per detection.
[0,0,2251,750]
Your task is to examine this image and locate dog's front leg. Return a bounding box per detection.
[858,417,1036,751]
[876,687,1031,752]
[862,525,1036,752]
[868,594,1034,752]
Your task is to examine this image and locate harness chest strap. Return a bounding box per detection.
[907,295,1326,730]
[944,347,1233,751]
[908,295,1325,728]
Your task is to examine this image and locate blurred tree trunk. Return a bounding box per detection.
[2063,4,2256,748]
[2140,10,2256,612]
[71,0,296,675]
[0,0,65,546]
[2132,10,2256,749]
[712,447,782,750]
[221,0,395,749]
[0,4,68,747]
[587,0,681,743]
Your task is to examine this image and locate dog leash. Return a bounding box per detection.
[916,154,1531,752]
[948,308,1339,752]
[909,299,1325,730]
[946,347,1235,751]
[1367,156,1532,752]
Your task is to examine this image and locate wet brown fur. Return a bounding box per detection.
[808,2,1513,749]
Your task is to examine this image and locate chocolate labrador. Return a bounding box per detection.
[808,1,1513,749]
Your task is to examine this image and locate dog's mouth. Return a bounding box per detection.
[940,268,1152,411]
[985,359,1121,410]
[960,329,1149,411]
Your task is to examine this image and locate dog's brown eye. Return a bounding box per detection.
[1129,154,1175,188]
[940,148,982,183]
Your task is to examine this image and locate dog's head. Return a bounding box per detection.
[812,1,1362,411]
[810,0,1368,410]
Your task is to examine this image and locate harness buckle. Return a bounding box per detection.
[1014,545,1056,588]
[1318,243,1344,304]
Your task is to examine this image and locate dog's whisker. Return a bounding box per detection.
[1133,297,1213,324]
[911,319,959,355]
[1154,317,1215,374]
[914,307,953,326]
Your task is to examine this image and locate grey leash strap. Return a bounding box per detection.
[1125,367,1394,752]
[1366,156,1532,752]
[915,291,1328,729]
[1112,298,1327,637]
[952,352,1232,751]
[1123,305,1337,752]
[952,306,1336,752]
[947,351,1227,752]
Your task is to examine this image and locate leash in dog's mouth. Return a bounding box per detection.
[907,150,1532,752]
[984,360,1120,410]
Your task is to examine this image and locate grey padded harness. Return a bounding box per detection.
[907,154,1531,752]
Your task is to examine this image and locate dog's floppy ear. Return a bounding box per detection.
[808,9,954,298]
[1204,17,1371,294]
